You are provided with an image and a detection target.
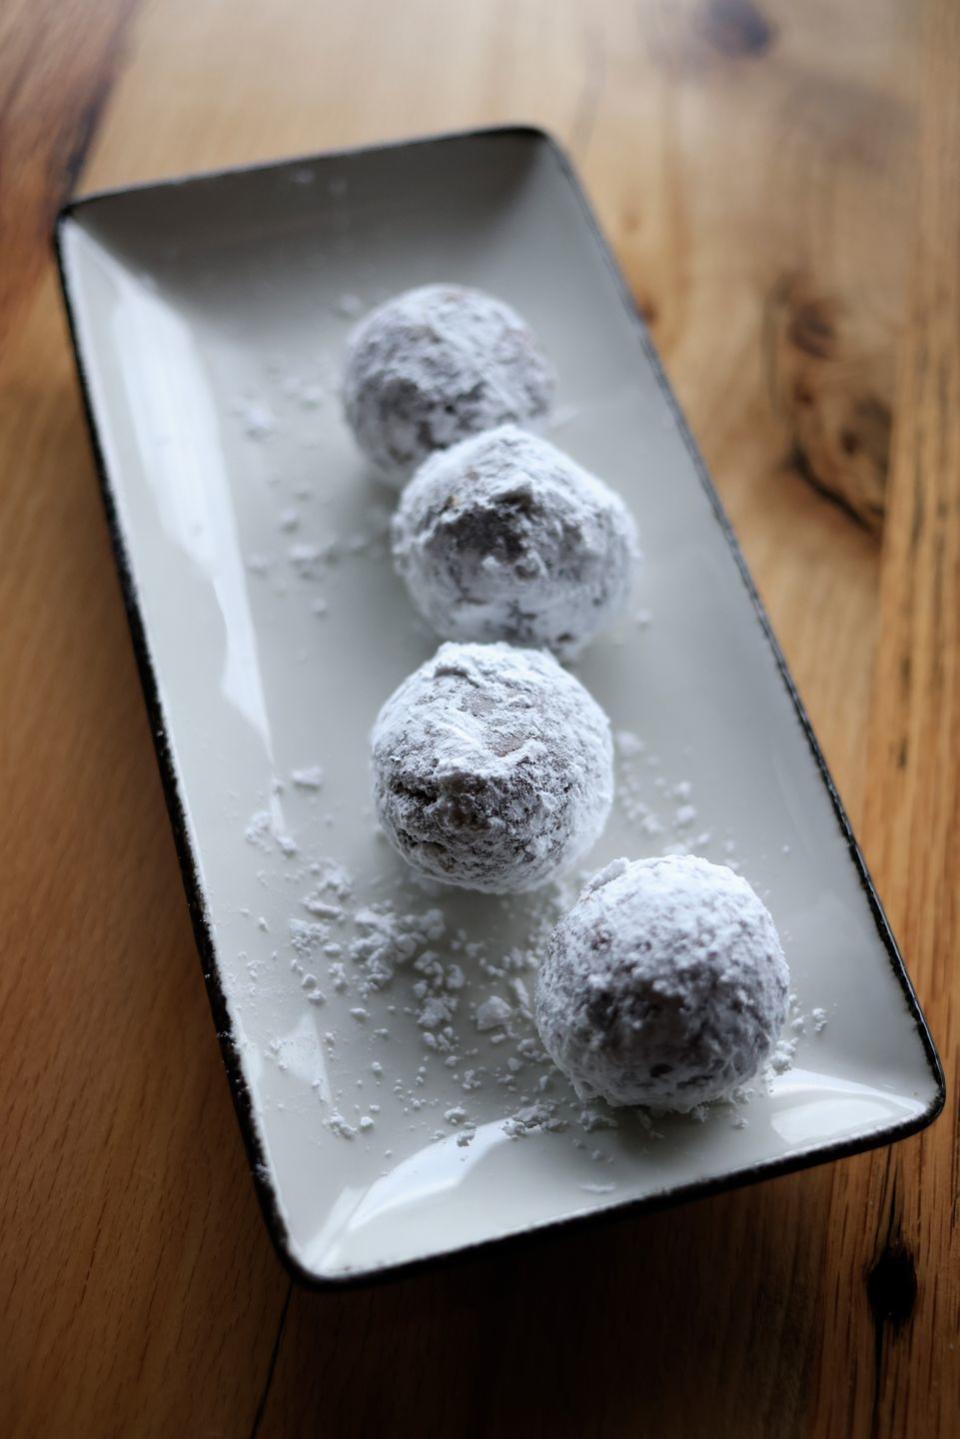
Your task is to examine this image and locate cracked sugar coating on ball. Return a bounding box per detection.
[535,855,789,1110]
[392,426,638,659]
[342,285,554,481]
[371,642,613,893]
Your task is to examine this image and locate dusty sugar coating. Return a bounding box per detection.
[535,855,789,1110]
[392,426,638,658]
[341,285,554,481]
[371,642,613,893]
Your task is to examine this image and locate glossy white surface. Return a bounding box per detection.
[59,131,940,1283]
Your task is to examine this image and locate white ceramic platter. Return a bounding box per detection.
[57,128,943,1286]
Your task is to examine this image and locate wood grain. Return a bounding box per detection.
[815,2,960,1431]
[0,1,955,1435]
[0,0,137,346]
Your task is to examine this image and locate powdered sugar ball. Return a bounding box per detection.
[391,426,638,659]
[342,285,554,481]
[371,642,613,893]
[535,855,789,1110]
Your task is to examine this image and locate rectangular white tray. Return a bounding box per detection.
[57,128,942,1285]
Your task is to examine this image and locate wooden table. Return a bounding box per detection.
[2,2,957,1434]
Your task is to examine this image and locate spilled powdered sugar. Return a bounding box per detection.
[614,730,729,859]
[244,792,828,1165]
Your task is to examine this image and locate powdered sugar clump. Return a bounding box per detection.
[391,426,638,659]
[371,642,613,893]
[348,904,446,994]
[291,765,324,790]
[244,808,297,856]
[341,285,554,482]
[475,995,514,1032]
[535,855,790,1111]
[240,400,276,440]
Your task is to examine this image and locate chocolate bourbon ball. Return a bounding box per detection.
[391,425,638,658]
[342,285,554,481]
[371,642,613,893]
[535,855,789,1110]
